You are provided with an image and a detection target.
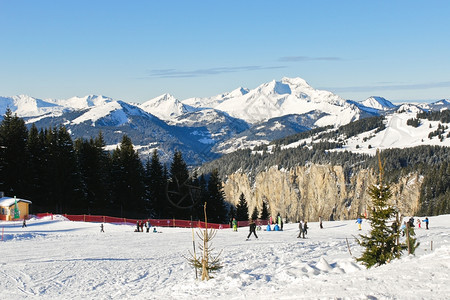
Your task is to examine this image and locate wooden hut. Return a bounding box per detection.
[0,195,32,221]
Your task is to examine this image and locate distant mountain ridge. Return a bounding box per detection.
[1,77,449,165]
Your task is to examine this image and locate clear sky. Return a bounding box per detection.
[1,0,449,103]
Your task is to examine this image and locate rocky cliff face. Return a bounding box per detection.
[223,164,422,222]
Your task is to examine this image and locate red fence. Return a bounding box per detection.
[34,213,269,229]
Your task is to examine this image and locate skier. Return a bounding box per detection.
[232,218,238,232]
[153,227,157,233]
[266,224,271,231]
[22,218,27,228]
[136,221,140,232]
[391,220,398,233]
[356,217,362,230]
[139,220,144,232]
[423,217,429,230]
[408,217,415,228]
[100,223,104,232]
[319,215,323,229]
[303,221,308,236]
[416,218,421,229]
[297,220,305,238]
[146,220,151,233]
[247,220,258,240]
[400,221,407,236]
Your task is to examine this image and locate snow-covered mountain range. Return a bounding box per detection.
[1,77,449,164]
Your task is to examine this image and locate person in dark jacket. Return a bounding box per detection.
[297,220,305,238]
[247,220,258,239]
[423,217,429,230]
[303,221,308,236]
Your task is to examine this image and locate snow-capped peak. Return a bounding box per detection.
[61,95,114,110]
[140,93,194,120]
[432,99,449,106]
[256,80,292,96]
[281,77,311,88]
[0,94,62,117]
[360,96,397,111]
[229,87,250,98]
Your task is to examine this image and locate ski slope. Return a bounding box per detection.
[1,215,449,299]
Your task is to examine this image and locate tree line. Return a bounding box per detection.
[0,109,231,221]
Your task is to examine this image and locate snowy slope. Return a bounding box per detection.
[338,112,450,155]
[0,215,448,299]
[282,109,450,156]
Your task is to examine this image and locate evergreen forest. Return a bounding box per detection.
[0,109,229,221]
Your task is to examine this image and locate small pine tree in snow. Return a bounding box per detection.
[186,202,223,280]
[405,221,420,255]
[356,150,406,268]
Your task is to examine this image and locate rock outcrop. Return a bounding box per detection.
[223,164,422,222]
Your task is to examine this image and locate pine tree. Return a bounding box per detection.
[251,206,259,221]
[356,150,406,268]
[405,222,420,255]
[52,126,83,213]
[145,149,167,218]
[110,135,145,217]
[74,132,111,214]
[168,150,191,219]
[228,205,236,221]
[206,169,228,224]
[194,174,208,221]
[24,124,46,204]
[260,201,269,221]
[0,108,29,196]
[236,193,249,221]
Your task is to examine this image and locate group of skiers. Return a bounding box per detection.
[395,217,429,236]
[244,214,430,241]
[134,220,157,233]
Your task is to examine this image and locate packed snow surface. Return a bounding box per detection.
[1,215,449,299]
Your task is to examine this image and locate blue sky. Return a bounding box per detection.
[1,0,449,103]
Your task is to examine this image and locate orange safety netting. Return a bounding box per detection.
[34,213,270,229]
